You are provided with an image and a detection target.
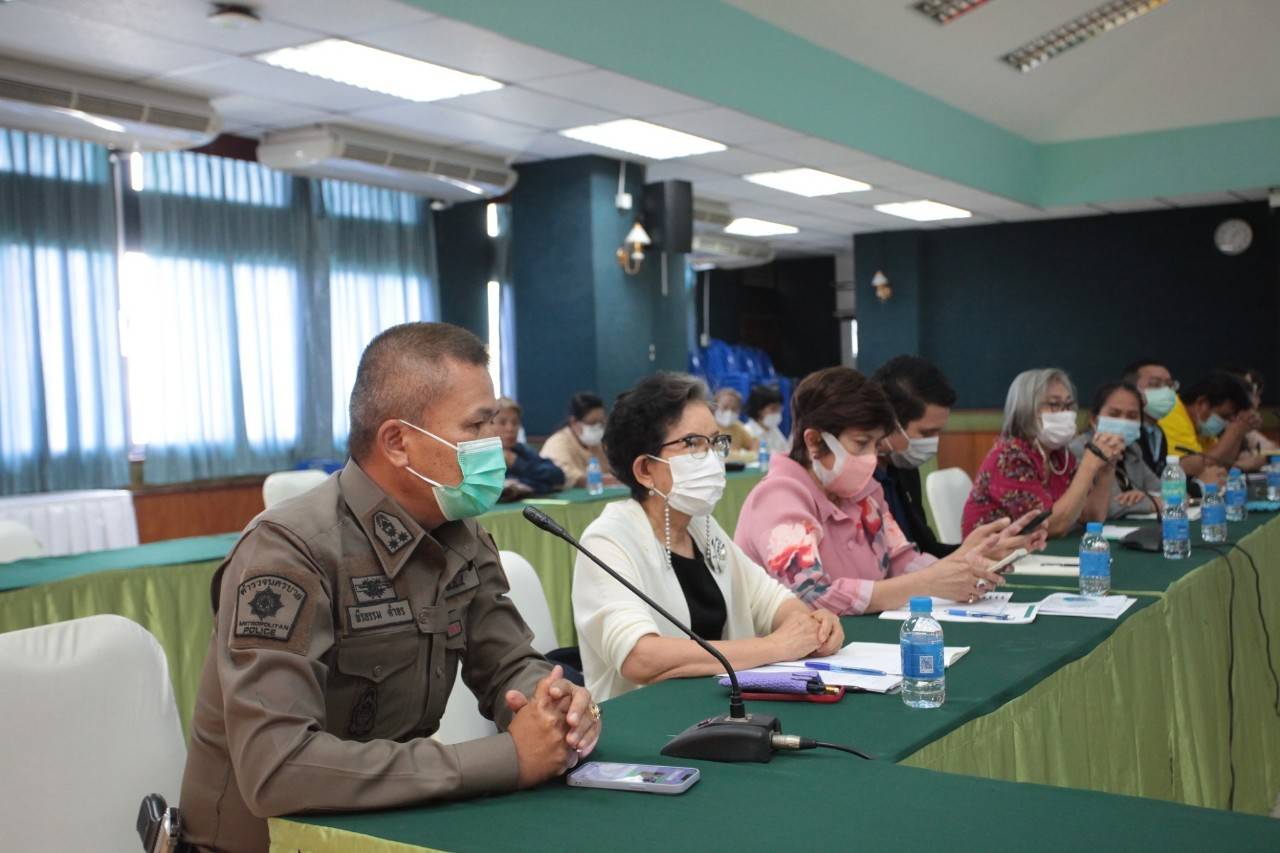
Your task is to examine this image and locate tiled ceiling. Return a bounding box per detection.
[0,0,1267,260]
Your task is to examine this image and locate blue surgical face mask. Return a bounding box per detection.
[1143,386,1177,420]
[399,420,507,521]
[1096,416,1141,447]
[1199,412,1227,438]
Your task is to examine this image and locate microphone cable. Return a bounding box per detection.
[770,733,876,761]
[1193,541,1237,810]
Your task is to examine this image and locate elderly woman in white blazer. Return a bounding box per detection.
[572,373,843,702]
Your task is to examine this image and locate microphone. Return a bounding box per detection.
[1115,463,1164,552]
[521,505,781,763]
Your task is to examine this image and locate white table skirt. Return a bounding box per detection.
[0,490,139,556]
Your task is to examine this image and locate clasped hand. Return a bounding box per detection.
[505,665,601,787]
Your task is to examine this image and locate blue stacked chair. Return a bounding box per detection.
[691,339,793,436]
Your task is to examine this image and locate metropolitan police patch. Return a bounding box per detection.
[372,511,413,554]
[235,574,307,642]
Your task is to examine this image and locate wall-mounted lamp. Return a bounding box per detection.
[617,221,652,276]
[871,270,892,303]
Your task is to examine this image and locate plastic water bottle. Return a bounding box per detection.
[1161,455,1186,506]
[1268,455,1280,502]
[1201,483,1227,543]
[1225,467,1248,522]
[586,456,604,496]
[757,443,770,472]
[1162,495,1191,560]
[1079,521,1111,597]
[900,596,945,709]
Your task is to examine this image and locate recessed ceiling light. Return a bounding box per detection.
[207,3,261,29]
[559,119,726,160]
[256,39,503,102]
[874,200,972,222]
[724,217,798,237]
[912,0,993,25]
[743,168,870,197]
[1002,0,1168,73]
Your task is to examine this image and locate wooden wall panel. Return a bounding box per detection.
[133,479,265,543]
[938,432,999,479]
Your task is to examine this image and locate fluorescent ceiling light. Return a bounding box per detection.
[559,119,725,160]
[874,200,972,222]
[724,217,798,237]
[1002,0,1168,73]
[743,167,870,197]
[912,0,993,25]
[257,39,502,102]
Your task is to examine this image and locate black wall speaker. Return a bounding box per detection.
[643,180,693,253]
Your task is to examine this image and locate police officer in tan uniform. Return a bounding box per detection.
[180,323,601,852]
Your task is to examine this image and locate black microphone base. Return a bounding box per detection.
[1123,526,1163,553]
[660,712,780,763]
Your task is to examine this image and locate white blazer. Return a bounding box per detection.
[573,499,795,701]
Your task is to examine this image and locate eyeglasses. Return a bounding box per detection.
[660,433,732,459]
[1042,399,1078,413]
[1145,378,1180,391]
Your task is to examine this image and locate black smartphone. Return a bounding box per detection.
[1019,509,1053,535]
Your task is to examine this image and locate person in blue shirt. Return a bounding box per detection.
[495,397,566,500]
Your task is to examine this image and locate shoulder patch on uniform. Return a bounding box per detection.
[443,564,480,597]
[372,510,413,554]
[230,566,317,655]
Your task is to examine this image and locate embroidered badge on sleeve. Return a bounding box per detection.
[230,566,318,655]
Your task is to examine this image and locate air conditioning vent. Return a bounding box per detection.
[0,58,219,150]
[259,125,517,201]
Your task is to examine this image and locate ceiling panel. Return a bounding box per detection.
[1090,198,1175,214]
[0,2,225,79]
[647,107,804,146]
[447,87,617,131]
[512,132,602,162]
[644,162,731,185]
[34,0,319,53]
[260,0,434,37]
[150,57,400,110]
[359,16,591,82]
[682,148,792,176]
[742,136,880,171]
[211,94,338,133]
[350,101,542,148]
[523,69,710,116]
[1159,191,1246,209]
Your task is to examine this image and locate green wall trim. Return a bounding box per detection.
[406,0,1280,208]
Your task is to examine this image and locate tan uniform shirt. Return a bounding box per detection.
[539,426,600,488]
[180,459,551,853]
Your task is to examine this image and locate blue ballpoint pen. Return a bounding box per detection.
[804,661,888,677]
[946,609,1013,620]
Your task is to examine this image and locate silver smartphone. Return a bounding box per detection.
[567,761,700,794]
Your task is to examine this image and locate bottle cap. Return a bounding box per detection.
[1167,495,1183,506]
[1204,483,1218,494]
[1229,467,1242,476]
[1085,522,1104,534]
[1166,455,1180,463]
[909,596,933,613]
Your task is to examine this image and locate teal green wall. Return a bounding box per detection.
[434,200,489,337]
[408,0,1280,207]
[511,156,691,435]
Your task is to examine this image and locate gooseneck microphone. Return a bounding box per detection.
[1114,463,1164,552]
[522,505,781,763]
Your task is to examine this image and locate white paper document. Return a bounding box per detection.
[1006,554,1080,577]
[877,592,1038,624]
[1036,592,1137,619]
[741,641,971,693]
[1101,525,1139,541]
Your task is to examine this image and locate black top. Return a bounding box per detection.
[669,541,727,641]
[882,464,958,559]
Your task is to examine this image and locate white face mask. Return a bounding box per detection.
[890,435,940,469]
[647,451,726,517]
[578,423,605,446]
[761,412,783,430]
[1038,411,1077,449]
[714,408,737,429]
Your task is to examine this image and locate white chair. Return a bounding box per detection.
[0,519,43,563]
[925,467,974,545]
[262,469,329,508]
[434,552,558,744]
[0,615,187,853]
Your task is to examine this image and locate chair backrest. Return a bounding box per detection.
[0,519,43,563]
[433,660,500,744]
[499,550,557,655]
[926,467,974,545]
[0,615,186,853]
[262,469,330,508]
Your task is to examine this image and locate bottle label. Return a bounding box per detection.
[1202,504,1226,526]
[1226,488,1246,508]
[1162,518,1190,541]
[1161,482,1185,503]
[1079,550,1110,579]
[1268,471,1280,489]
[900,638,944,681]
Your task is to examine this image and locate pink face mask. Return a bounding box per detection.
[812,431,877,497]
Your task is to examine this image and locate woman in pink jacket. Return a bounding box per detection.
[735,367,1043,616]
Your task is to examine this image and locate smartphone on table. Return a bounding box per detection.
[567,762,700,794]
